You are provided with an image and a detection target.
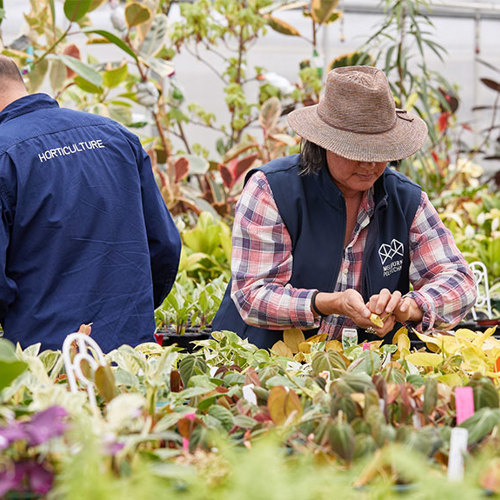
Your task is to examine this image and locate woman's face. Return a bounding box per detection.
[326,150,387,198]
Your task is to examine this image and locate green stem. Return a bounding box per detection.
[33,24,71,67]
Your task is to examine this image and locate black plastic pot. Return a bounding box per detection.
[157,328,211,352]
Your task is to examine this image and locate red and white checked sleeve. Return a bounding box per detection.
[406,191,477,331]
[230,171,318,329]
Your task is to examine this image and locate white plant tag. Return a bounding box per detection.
[448,427,469,482]
[242,384,257,405]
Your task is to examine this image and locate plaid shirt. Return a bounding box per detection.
[230,170,476,339]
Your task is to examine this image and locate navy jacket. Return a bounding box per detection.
[213,154,421,348]
[0,94,181,352]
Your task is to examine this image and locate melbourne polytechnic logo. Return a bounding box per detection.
[378,239,404,277]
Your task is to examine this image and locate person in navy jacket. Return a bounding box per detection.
[0,56,181,352]
[213,66,476,348]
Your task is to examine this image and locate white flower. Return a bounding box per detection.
[492,217,499,232]
[477,213,486,226]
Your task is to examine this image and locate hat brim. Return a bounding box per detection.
[287,104,428,162]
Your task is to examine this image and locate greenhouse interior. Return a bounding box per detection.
[1,0,500,497]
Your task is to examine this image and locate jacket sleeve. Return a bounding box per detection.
[135,140,182,308]
[0,158,17,322]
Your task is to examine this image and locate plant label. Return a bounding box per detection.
[448,427,468,482]
[342,328,358,350]
[455,386,474,425]
[242,384,257,405]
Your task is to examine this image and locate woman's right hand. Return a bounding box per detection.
[314,289,372,324]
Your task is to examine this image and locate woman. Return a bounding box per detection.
[213,66,476,349]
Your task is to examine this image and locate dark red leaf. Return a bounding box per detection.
[174,157,189,183]
[235,154,259,180]
[63,44,81,78]
[218,164,234,189]
[481,78,500,93]
[170,370,183,392]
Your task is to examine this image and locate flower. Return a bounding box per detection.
[0,406,67,449]
[0,460,53,496]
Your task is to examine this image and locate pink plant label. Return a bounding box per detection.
[363,343,370,351]
[455,386,474,425]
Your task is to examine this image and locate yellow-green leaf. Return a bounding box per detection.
[95,364,117,402]
[405,352,443,367]
[438,373,463,387]
[125,2,152,29]
[266,16,301,36]
[103,63,128,89]
[369,313,383,328]
[271,340,293,358]
[283,328,306,353]
[311,0,339,24]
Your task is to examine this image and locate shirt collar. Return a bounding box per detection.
[0,93,59,126]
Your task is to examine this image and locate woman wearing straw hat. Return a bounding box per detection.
[212,66,476,349]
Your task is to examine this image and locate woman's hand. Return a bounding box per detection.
[366,289,423,337]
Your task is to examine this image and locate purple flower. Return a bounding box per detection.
[0,405,67,449]
[0,460,53,496]
[24,406,67,446]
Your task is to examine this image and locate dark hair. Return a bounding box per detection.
[0,56,25,86]
[299,139,326,175]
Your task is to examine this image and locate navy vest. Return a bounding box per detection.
[212,154,421,349]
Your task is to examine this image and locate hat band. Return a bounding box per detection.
[316,108,413,135]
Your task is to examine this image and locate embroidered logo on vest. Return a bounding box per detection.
[378,239,404,277]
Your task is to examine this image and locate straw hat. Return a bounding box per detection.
[287,66,428,162]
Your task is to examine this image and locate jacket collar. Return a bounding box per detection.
[0,93,59,126]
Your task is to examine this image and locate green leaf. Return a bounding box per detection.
[125,2,152,29]
[179,355,208,386]
[0,339,27,391]
[49,0,56,24]
[103,63,128,88]
[460,408,500,445]
[347,351,382,376]
[108,105,132,125]
[58,55,102,87]
[83,29,138,61]
[73,75,101,94]
[49,59,67,92]
[208,405,234,431]
[64,0,91,22]
[27,58,49,92]
[311,350,346,377]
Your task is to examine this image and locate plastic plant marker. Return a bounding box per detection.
[496,356,500,372]
[363,343,370,351]
[154,332,164,346]
[242,384,257,405]
[342,328,358,350]
[62,332,107,412]
[448,427,469,482]
[455,386,475,425]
